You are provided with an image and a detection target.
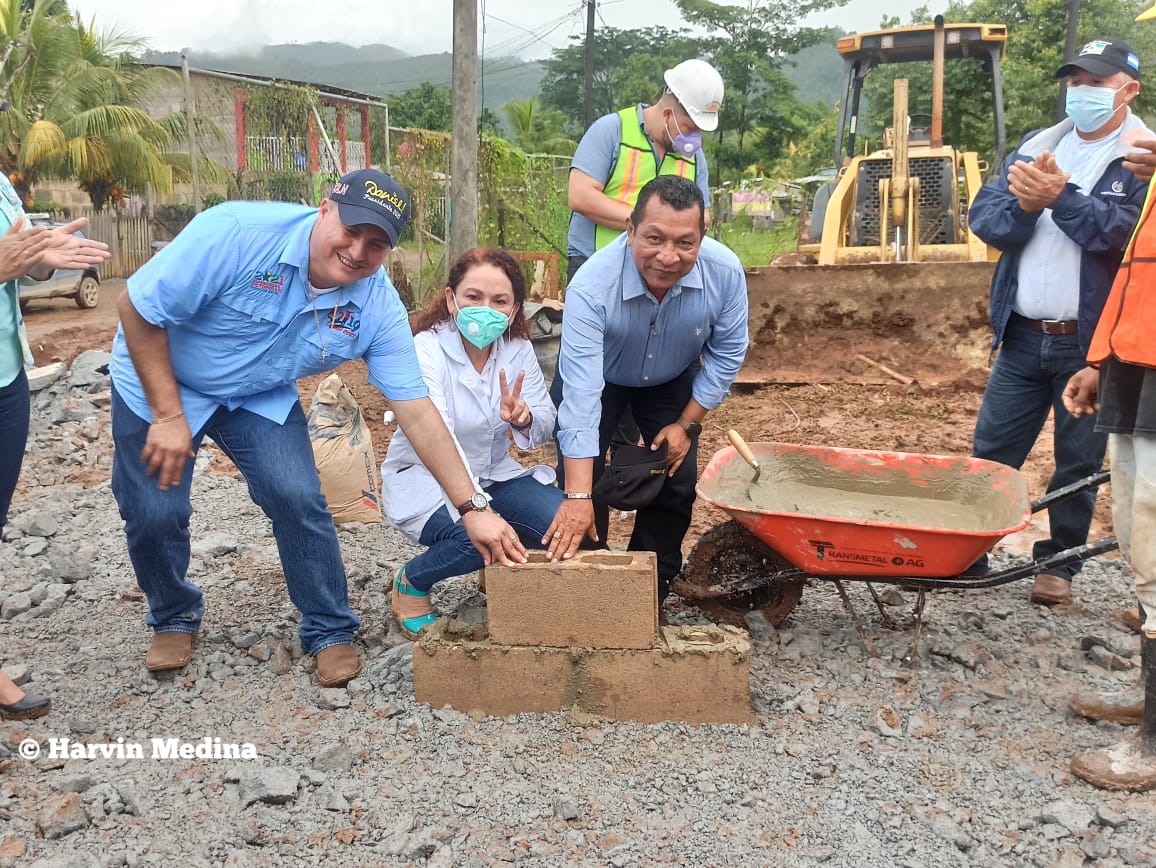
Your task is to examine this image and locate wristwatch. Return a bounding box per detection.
[456,492,488,514]
[677,416,703,439]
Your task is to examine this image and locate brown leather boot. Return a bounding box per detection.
[315,644,361,687]
[1030,573,1072,605]
[146,632,195,672]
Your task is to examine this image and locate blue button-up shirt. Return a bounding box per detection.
[557,233,748,459]
[110,202,427,431]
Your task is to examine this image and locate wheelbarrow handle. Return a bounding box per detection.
[1030,469,1111,514]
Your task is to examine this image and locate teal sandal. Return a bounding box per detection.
[391,567,437,639]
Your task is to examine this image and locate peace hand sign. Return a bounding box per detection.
[499,368,532,430]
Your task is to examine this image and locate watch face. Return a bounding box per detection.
[469,493,488,511]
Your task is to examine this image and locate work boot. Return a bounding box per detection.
[1070,632,1156,792]
[1030,573,1072,606]
[146,632,195,673]
[315,644,360,687]
[1068,691,1143,726]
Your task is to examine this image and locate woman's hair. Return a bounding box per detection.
[410,247,530,339]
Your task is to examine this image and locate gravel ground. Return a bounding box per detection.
[2,354,1155,867]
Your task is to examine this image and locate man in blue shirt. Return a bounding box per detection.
[110,169,526,687]
[546,176,748,604]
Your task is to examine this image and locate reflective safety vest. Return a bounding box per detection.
[1088,175,1156,368]
[593,106,696,251]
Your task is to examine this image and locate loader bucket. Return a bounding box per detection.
[741,260,996,382]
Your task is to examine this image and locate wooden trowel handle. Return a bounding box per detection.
[726,429,760,471]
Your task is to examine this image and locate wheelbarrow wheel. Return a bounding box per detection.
[675,520,805,627]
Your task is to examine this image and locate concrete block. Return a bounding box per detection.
[413,621,751,725]
[484,551,658,649]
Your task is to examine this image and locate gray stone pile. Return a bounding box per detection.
[1,353,1154,866]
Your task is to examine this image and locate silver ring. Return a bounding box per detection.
[553,531,562,539]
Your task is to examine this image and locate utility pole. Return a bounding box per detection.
[180,53,202,214]
[1057,0,1081,121]
[583,0,596,129]
[450,0,479,265]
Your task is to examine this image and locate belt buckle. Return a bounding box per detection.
[1039,319,1067,335]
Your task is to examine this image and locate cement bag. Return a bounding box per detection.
[307,374,382,525]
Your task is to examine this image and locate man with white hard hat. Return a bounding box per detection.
[565,58,724,282]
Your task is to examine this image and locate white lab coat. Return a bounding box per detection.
[381,321,557,543]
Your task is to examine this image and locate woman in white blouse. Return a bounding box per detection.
[382,248,563,638]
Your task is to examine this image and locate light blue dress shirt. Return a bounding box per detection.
[557,232,748,459]
[110,202,427,431]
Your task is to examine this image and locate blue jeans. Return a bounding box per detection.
[406,475,564,591]
[0,368,29,531]
[971,315,1108,580]
[110,387,359,654]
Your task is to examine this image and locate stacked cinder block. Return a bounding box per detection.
[412,551,752,724]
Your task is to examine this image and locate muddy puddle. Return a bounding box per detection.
[702,448,1027,534]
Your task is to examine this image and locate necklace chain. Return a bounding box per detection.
[311,291,343,363]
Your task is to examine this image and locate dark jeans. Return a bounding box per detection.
[110,387,360,654]
[406,475,565,591]
[566,255,588,285]
[0,368,29,531]
[551,363,699,600]
[971,315,1108,580]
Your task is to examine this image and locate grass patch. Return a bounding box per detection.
[714,217,800,268]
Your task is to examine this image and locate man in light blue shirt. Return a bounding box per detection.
[110,169,526,687]
[546,176,748,604]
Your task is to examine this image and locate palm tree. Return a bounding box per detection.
[0,0,231,210]
[501,96,576,155]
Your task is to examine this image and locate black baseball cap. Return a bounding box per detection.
[1056,38,1141,80]
[328,169,410,247]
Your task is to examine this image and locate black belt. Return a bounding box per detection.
[1017,316,1078,336]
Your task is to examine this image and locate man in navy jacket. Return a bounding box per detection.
[969,38,1152,605]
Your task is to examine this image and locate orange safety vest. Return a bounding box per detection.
[1088,175,1156,367]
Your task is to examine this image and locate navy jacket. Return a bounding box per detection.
[969,113,1153,353]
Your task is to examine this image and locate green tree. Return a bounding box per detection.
[0,0,230,210]
[862,0,1156,165]
[387,82,453,131]
[538,26,705,133]
[478,106,502,136]
[673,0,846,158]
[501,95,576,154]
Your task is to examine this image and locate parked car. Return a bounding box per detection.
[17,214,101,309]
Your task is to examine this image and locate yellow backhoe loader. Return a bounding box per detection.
[743,18,1008,377]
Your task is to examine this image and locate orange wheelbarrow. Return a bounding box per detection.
[672,440,1117,664]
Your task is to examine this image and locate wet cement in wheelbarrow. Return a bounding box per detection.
[704,450,1023,534]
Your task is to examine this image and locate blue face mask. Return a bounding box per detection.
[452,296,512,349]
[666,113,702,156]
[1065,83,1127,134]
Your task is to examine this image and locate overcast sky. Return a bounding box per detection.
[72,0,944,59]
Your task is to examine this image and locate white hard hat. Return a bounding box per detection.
[663,59,724,132]
[1140,1,1156,21]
